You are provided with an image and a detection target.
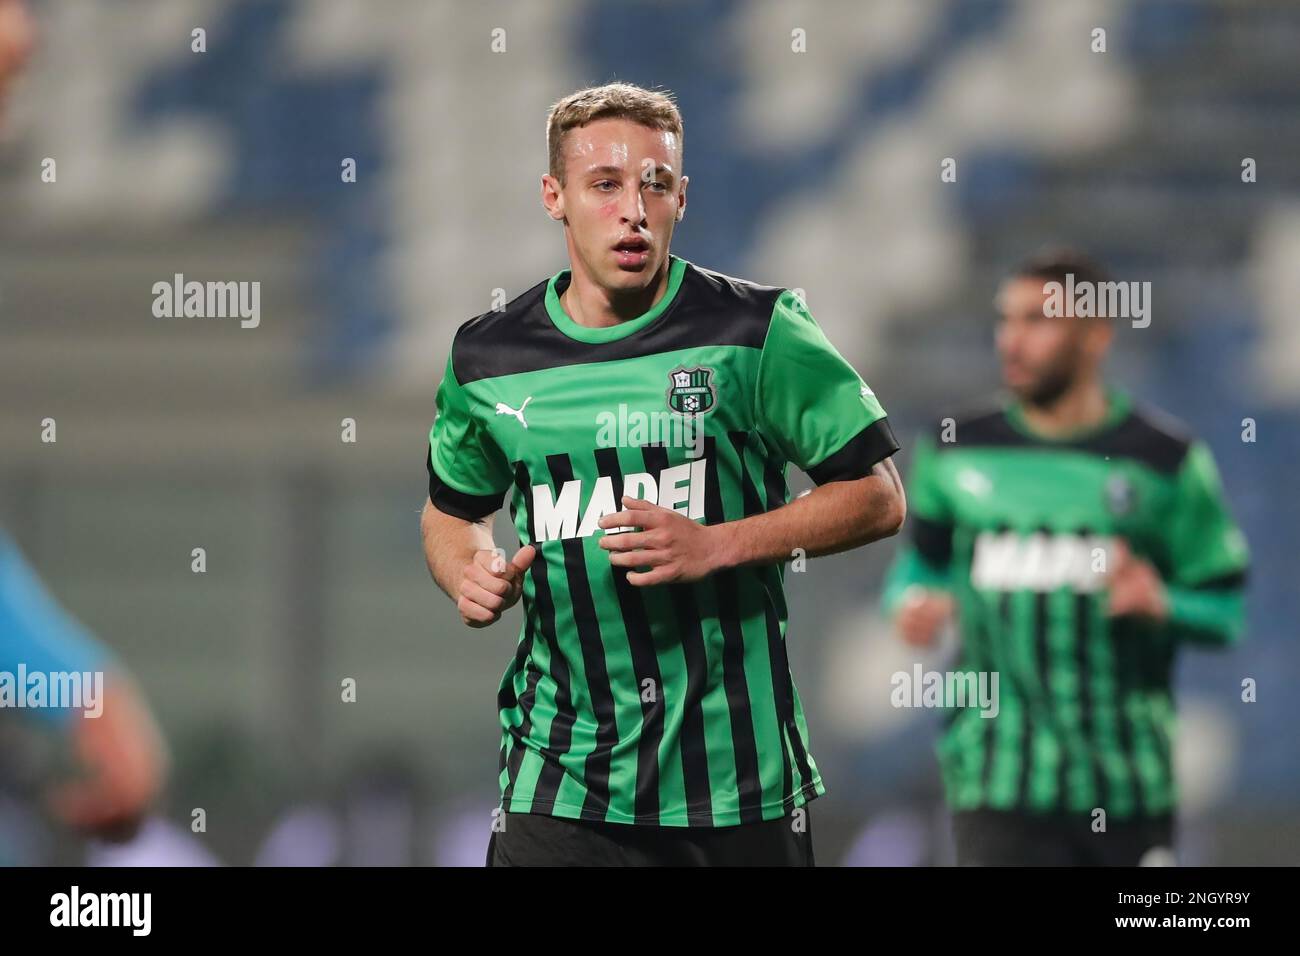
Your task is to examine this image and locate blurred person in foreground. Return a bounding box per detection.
[0,0,34,126]
[0,0,166,847]
[420,82,905,866]
[883,249,1249,866]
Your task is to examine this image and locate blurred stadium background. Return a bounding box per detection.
[1,0,1297,865]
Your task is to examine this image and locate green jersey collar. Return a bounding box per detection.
[1004,388,1132,444]
[544,254,687,343]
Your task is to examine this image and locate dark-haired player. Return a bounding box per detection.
[884,250,1249,866]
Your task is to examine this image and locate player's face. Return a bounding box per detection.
[548,117,686,293]
[0,0,35,122]
[995,276,1107,407]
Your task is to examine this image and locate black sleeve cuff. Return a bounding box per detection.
[805,417,900,485]
[1188,569,1249,591]
[426,447,506,521]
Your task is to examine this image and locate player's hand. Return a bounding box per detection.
[1106,539,1168,621]
[597,496,717,586]
[46,676,167,842]
[458,545,536,628]
[896,587,954,647]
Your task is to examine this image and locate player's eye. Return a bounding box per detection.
[594,180,617,191]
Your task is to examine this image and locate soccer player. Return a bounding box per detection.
[1,0,166,844]
[419,83,905,866]
[883,249,1249,866]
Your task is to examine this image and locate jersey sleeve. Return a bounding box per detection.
[1161,441,1250,645]
[754,289,899,484]
[0,532,112,728]
[426,349,514,521]
[882,432,955,613]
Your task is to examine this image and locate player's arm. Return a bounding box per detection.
[422,352,534,628]
[0,533,167,840]
[709,454,905,567]
[1108,440,1249,646]
[881,433,957,646]
[599,289,904,585]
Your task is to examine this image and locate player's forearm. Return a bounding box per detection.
[711,460,905,571]
[420,499,495,600]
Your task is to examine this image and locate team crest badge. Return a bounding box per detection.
[1105,474,1135,516]
[667,366,716,414]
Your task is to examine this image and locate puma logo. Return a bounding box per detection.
[495,397,533,428]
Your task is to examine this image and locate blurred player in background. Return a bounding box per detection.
[420,82,905,866]
[883,249,1249,866]
[1,0,166,847]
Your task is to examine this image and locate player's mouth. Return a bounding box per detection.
[612,236,651,269]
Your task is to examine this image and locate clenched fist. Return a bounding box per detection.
[458,545,536,628]
[896,586,954,648]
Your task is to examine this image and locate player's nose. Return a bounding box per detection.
[619,185,647,226]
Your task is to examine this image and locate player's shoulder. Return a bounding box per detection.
[683,260,785,309]
[452,275,550,351]
[926,394,1198,474]
[446,274,552,385]
[676,260,788,348]
[1103,399,1197,474]
[927,400,1019,452]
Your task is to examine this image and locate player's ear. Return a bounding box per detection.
[541,173,565,222]
[675,174,688,221]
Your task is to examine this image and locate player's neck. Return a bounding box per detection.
[1017,379,1110,439]
[559,256,672,329]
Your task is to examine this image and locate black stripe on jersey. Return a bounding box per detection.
[450,262,781,384]
[729,431,797,805]
[545,453,619,823]
[641,444,714,821]
[593,446,664,824]
[497,615,536,713]
[498,468,536,716]
[805,417,901,485]
[427,444,505,521]
[702,437,765,823]
[912,514,955,567]
[1075,590,1102,812]
[982,589,1012,799]
[511,461,580,813]
[1071,523,1102,815]
[1109,616,1146,816]
[1025,590,1047,811]
[933,403,1193,475]
[760,449,789,513]
[502,662,544,808]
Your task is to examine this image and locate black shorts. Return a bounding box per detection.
[486,809,816,867]
[952,809,1175,866]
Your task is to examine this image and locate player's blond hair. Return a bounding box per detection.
[546,83,683,186]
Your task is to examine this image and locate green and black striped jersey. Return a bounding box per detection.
[884,393,1249,820]
[427,254,898,827]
